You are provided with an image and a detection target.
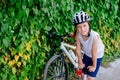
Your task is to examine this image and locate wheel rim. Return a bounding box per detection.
[46,57,67,80]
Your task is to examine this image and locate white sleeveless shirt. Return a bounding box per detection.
[78,30,104,58]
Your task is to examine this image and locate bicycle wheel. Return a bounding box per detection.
[44,55,68,80]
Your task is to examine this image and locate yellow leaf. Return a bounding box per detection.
[103,40,105,44]
[110,38,115,44]
[86,11,92,16]
[41,59,44,63]
[105,48,109,54]
[1,58,5,64]
[18,52,23,57]
[9,48,17,56]
[8,60,15,67]
[17,62,22,68]
[105,33,109,37]
[9,48,12,52]
[65,57,70,63]
[42,52,45,57]
[115,42,119,49]
[20,43,25,49]
[26,42,31,51]
[42,36,45,40]
[116,34,120,41]
[109,28,112,33]
[13,36,16,41]
[23,61,26,66]
[5,55,10,62]
[14,55,19,62]
[24,54,27,60]
[12,67,16,74]
[102,26,106,31]
[26,54,30,60]
[37,39,41,47]
[99,20,102,25]
[24,76,28,80]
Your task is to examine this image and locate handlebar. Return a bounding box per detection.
[82,67,89,74]
[76,67,89,75]
[47,32,75,39]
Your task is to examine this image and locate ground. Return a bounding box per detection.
[96,58,120,80]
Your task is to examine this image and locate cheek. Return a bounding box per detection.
[86,26,89,30]
[77,28,82,32]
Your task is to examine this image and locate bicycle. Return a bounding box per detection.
[44,32,89,80]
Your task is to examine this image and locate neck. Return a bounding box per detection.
[82,33,89,37]
[83,29,91,37]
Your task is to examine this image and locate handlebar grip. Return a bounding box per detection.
[69,33,75,38]
[48,32,74,38]
[82,67,89,74]
[76,69,82,75]
[76,67,89,75]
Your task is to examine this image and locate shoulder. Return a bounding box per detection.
[91,30,100,37]
[90,30,100,41]
[93,35,99,41]
[91,30,100,36]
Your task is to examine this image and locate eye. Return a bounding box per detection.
[77,26,81,29]
[84,25,86,27]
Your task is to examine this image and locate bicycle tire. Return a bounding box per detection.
[44,55,68,80]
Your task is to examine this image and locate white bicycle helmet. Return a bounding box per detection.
[72,11,90,25]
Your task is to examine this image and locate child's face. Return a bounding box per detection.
[76,22,89,36]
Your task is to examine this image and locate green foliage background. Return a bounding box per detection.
[0,0,120,79]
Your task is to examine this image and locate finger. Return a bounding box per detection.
[87,66,90,69]
[87,66,92,72]
[83,64,85,67]
[88,68,91,72]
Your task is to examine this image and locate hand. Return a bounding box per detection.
[78,63,85,69]
[87,66,96,72]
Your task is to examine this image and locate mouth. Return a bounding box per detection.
[82,31,86,34]
[81,32,88,36]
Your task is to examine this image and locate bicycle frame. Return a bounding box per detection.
[60,42,81,68]
[60,42,88,80]
[44,33,88,80]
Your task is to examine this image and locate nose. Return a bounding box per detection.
[81,26,85,32]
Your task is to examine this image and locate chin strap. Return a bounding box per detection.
[82,28,91,37]
[87,28,91,37]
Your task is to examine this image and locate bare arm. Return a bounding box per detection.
[75,32,84,68]
[92,35,99,67]
[88,35,98,72]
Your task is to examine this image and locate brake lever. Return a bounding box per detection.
[47,32,56,38]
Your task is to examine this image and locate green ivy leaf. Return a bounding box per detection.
[33,7,38,16]
[8,7,15,17]
[16,1,22,9]
[17,9,24,19]
[0,12,2,19]
[28,0,33,7]
[25,8,29,18]
[3,37,10,47]
[10,0,17,5]
[10,74,17,80]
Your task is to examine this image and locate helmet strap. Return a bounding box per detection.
[87,23,91,37]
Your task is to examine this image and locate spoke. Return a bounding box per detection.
[46,56,67,80]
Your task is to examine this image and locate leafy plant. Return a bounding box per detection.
[0,0,119,79]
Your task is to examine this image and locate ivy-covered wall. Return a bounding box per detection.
[0,0,119,79]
